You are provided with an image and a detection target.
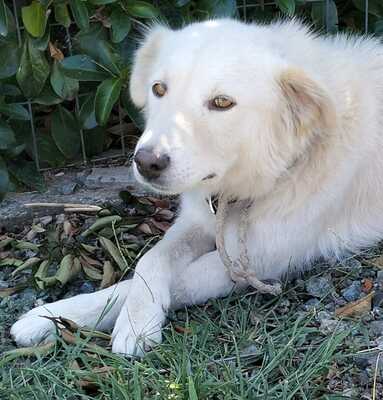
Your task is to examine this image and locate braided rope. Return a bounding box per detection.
[215,193,282,296]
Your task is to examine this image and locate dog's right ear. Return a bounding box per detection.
[129,25,170,108]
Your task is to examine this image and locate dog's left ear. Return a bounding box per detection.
[278,68,336,136]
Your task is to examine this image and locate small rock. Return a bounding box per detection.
[79,281,95,294]
[240,344,258,357]
[60,182,78,195]
[40,215,53,226]
[0,280,8,288]
[342,281,361,302]
[317,310,333,322]
[345,258,362,270]
[377,270,383,283]
[319,318,347,335]
[369,321,383,337]
[306,276,334,298]
[303,298,320,311]
[373,291,383,309]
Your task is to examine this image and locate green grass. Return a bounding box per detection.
[0,284,354,400]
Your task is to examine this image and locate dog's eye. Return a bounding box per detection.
[209,95,235,111]
[152,82,167,98]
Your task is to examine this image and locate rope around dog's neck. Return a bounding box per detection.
[215,193,282,296]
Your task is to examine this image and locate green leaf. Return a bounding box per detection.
[276,0,295,16]
[54,3,71,28]
[110,8,132,43]
[60,55,110,81]
[0,120,16,149]
[0,0,8,37]
[51,106,81,159]
[69,0,89,31]
[21,1,47,38]
[89,0,116,4]
[0,103,30,120]
[95,77,122,126]
[31,28,50,50]
[75,28,123,75]
[0,39,20,79]
[8,160,45,191]
[84,127,105,156]
[50,61,79,100]
[0,84,21,97]
[16,35,50,98]
[33,85,63,105]
[311,0,338,33]
[79,96,97,129]
[34,133,67,167]
[0,156,9,197]
[375,20,383,36]
[352,0,383,18]
[175,0,191,6]
[2,143,25,158]
[197,0,237,17]
[126,1,159,18]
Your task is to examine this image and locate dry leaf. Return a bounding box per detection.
[150,218,171,232]
[362,278,374,293]
[80,253,103,267]
[174,325,192,334]
[138,223,153,235]
[156,209,174,221]
[335,291,374,317]
[99,261,116,289]
[55,255,82,286]
[49,42,64,61]
[147,197,170,209]
[99,237,127,271]
[63,220,75,236]
[82,264,103,281]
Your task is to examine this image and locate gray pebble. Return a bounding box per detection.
[377,271,383,283]
[341,281,361,302]
[79,281,95,294]
[369,320,383,337]
[373,291,383,309]
[306,276,334,298]
[303,298,321,311]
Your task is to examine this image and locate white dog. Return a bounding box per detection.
[11,18,383,356]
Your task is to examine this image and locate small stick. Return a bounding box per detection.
[25,202,102,211]
[64,207,101,213]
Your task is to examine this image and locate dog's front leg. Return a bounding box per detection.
[111,212,215,356]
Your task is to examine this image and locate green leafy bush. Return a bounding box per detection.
[0,0,382,199]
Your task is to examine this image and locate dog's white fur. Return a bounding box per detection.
[11,19,383,355]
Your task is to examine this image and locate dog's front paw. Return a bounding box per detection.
[111,301,165,357]
[10,308,56,347]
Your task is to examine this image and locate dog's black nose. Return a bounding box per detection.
[134,148,170,180]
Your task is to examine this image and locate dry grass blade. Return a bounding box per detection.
[1,342,55,364]
[0,283,28,298]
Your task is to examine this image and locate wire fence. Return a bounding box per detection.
[7,0,372,172]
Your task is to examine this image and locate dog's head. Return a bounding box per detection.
[131,19,336,199]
